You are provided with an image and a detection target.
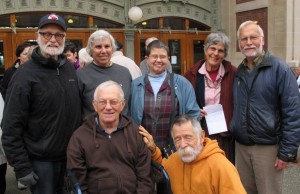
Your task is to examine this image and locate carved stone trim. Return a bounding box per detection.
[0,0,215,28]
[236,0,254,4]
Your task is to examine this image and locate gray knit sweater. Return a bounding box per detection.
[77,62,132,118]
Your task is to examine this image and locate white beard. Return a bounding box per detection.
[37,36,65,56]
[177,140,203,163]
[240,39,264,58]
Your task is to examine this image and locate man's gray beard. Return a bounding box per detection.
[177,140,203,163]
[37,38,65,56]
[239,40,264,58]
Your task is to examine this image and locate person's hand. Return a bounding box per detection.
[200,109,207,119]
[275,157,288,170]
[18,171,39,187]
[138,126,157,153]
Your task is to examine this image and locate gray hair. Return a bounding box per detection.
[86,29,116,56]
[93,80,124,100]
[204,32,230,57]
[146,39,169,57]
[78,47,93,66]
[237,20,264,40]
[171,115,202,138]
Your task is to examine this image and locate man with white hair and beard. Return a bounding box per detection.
[139,115,246,194]
[1,13,82,194]
[230,20,300,194]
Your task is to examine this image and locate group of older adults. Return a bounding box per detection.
[1,13,300,194]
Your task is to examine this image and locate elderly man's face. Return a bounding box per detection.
[238,23,264,58]
[93,85,125,127]
[36,24,65,57]
[294,67,300,77]
[172,121,205,163]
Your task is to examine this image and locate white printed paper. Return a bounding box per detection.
[203,104,227,135]
[171,56,177,64]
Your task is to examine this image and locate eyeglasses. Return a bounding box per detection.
[149,54,168,60]
[94,99,123,106]
[239,35,262,44]
[207,46,225,54]
[38,32,65,41]
[173,135,195,146]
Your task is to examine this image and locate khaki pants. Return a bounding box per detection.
[235,142,284,194]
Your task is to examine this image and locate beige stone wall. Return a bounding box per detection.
[269,0,287,61]
[293,0,300,66]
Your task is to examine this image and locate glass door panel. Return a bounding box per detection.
[140,39,146,62]
[168,39,181,74]
[0,40,4,78]
[193,40,205,64]
[66,39,83,51]
[186,32,209,71]
[134,32,160,65]
[0,31,12,75]
[162,33,186,75]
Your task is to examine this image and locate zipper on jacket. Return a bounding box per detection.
[246,69,261,142]
[56,68,60,75]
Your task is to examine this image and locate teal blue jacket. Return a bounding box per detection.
[130,72,200,125]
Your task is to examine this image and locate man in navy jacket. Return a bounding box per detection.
[230,20,300,194]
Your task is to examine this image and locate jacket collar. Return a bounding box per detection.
[190,59,233,77]
[31,47,68,69]
[237,51,272,74]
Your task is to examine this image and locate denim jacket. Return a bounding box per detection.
[130,73,200,125]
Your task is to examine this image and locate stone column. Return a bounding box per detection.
[125,29,135,60]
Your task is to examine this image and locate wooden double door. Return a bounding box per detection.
[0,29,124,72]
[0,29,209,75]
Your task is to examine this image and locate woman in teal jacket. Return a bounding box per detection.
[130,40,200,151]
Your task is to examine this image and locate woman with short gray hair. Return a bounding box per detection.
[184,32,236,164]
[85,29,117,56]
[203,32,230,58]
[76,29,132,117]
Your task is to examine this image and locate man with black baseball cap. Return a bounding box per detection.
[38,13,67,31]
[1,13,82,194]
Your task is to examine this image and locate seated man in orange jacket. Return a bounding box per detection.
[139,115,246,194]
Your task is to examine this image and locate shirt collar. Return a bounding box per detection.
[198,62,225,78]
[95,115,122,134]
[242,50,265,67]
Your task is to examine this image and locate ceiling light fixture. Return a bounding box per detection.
[68,18,74,24]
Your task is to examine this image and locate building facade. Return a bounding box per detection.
[222,0,300,67]
[0,0,299,74]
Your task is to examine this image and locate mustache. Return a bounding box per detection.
[243,46,256,50]
[46,42,60,47]
[177,146,194,156]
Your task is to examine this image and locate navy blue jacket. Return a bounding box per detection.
[230,51,300,162]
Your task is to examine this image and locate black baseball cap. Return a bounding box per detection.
[38,13,67,31]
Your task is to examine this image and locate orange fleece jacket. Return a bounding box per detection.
[152,138,246,194]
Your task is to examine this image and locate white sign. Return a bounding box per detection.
[203,104,228,135]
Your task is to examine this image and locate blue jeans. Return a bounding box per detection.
[30,160,66,194]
